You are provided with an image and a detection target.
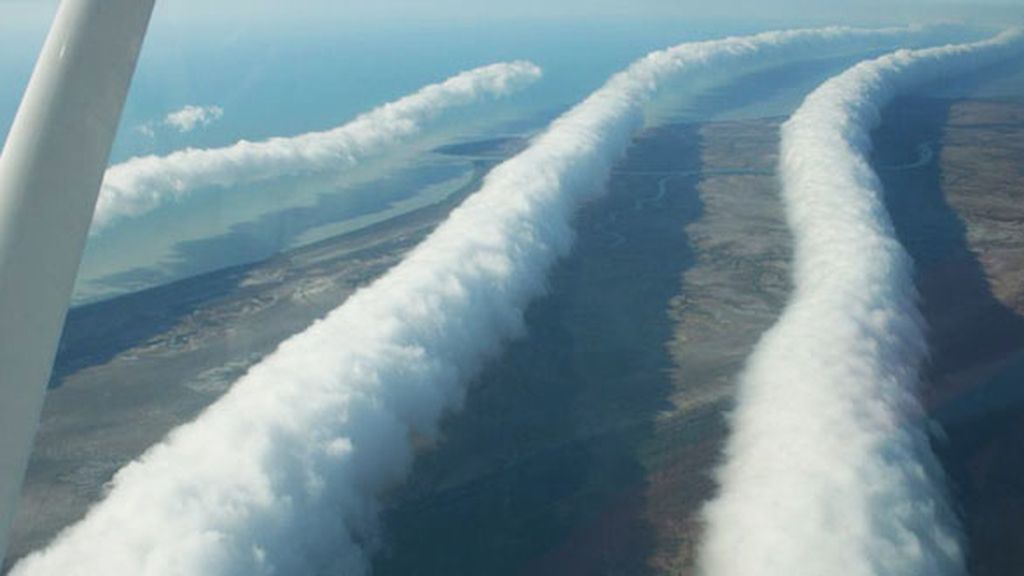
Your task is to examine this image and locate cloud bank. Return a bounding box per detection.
[698,29,1024,576]
[14,26,960,576]
[92,61,543,231]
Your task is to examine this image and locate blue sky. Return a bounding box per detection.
[3,0,1023,26]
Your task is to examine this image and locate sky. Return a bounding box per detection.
[2,0,1021,137]
[3,0,1023,31]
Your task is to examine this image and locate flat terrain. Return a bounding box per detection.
[372,119,790,575]
[876,97,1024,576]
[4,144,515,568]
[373,98,1024,575]
[7,97,1024,576]
[7,119,792,574]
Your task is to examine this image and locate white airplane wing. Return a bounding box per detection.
[0,0,155,563]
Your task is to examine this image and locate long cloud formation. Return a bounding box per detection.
[699,29,1024,576]
[14,26,964,576]
[91,61,543,231]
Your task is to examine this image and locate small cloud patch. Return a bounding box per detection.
[136,104,224,137]
[163,105,224,133]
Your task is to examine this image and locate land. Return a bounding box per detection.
[6,97,1024,576]
[373,98,1024,575]
[372,119,789,575]
[3,144,515,568]
[875,97,1024,576]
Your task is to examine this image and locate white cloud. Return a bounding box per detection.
[162,104,224,133]
[13,25,970,576]
[133,105,224,139]
[699,28,1023,576]
[96,61,543,232]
